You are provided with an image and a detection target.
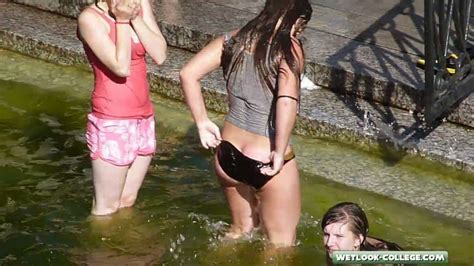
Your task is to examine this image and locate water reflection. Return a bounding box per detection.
[70,209,166,265]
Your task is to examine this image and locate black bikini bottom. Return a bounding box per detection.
[216,140,295,190]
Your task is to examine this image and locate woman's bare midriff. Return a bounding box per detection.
[221,121,293,163]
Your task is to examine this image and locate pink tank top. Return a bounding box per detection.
[80,7,153,119]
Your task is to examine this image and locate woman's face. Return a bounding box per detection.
[323,222,363,258]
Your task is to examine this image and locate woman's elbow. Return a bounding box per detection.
[153,45,167,66]
[179,68,192,83]
[155,53,167,66]
[112,66,130,77]
[179,71,201,93]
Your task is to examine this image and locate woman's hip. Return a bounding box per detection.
[221,121,293,160]
[214,138,297,190]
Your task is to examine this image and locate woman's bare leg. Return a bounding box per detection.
[119,155,152,208]
[258,159,300,247]
[214,158,259,238]
[91,158,128,216]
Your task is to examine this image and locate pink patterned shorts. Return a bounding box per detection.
[86,113,156,166]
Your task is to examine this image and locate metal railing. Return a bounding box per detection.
[424,0,473,124]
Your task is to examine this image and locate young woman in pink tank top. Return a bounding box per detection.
[77,0,166,216]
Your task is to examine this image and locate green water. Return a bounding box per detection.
[0,49,473,265]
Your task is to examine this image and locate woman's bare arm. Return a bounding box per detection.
[78,2,137,77]
[131,0,167,65]
[179,36,225,148]
[262,39,304,176]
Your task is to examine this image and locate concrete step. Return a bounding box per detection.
[146,0,474,128]
[0,1,473,176]
[10,0,474,128]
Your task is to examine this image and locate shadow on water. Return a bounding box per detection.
[0,50,473,265]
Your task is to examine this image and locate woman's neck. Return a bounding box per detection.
[94,1,118,20]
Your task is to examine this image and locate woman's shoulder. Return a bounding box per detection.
[78,6,108,33]
[78,6,99,23]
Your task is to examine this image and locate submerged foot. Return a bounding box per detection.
[221,227,261,242]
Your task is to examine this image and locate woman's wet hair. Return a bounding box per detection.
[322,202,404,251]
[221,0,313,92]
[321,202,369,244]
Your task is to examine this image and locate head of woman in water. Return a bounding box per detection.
[321,202,369,257]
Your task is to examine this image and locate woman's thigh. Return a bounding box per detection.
[214,156,258,229]
[92,158,129,209]
[258,160,301,245]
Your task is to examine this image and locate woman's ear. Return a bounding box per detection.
[354,234,364,250]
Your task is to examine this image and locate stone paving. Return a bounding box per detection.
[10,0,474,127]
[1,1,474,221]
[152,0,473,128]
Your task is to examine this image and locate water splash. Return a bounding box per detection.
[169,233,186,260]
[362,111,418,151]
[187,212,265,250]
[447,137,458,158]
[300,74,320,91]
[297,213,321,244]
[188,212,229,247]
[362,110,372,133]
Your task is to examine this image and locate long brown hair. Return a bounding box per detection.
[221,0,312,92]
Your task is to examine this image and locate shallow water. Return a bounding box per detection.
[0,49,473,265]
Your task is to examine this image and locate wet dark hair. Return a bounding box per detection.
[94,0,106,13]
[94,0,118,20]
[321,202,369,244]
[321,202,404,252]
[221,0,312,92]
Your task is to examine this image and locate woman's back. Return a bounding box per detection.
[225,50,276,138]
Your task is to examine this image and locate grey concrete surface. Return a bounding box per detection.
[10,0,474,128]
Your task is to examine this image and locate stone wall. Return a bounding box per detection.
[12,0,91,17]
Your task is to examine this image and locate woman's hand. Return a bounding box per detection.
[291,17,307,38]
[111,0,141,22]
[129,0,142,21]
[260,151,284,177]
[197,120,222,149]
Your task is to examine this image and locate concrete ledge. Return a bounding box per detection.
[11,0,474,128]
[12,0,90,18]
[154,0,474,128]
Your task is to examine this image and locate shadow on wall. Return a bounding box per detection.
[325,0,472,166]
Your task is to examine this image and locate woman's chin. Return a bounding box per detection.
[327,250,334,258]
